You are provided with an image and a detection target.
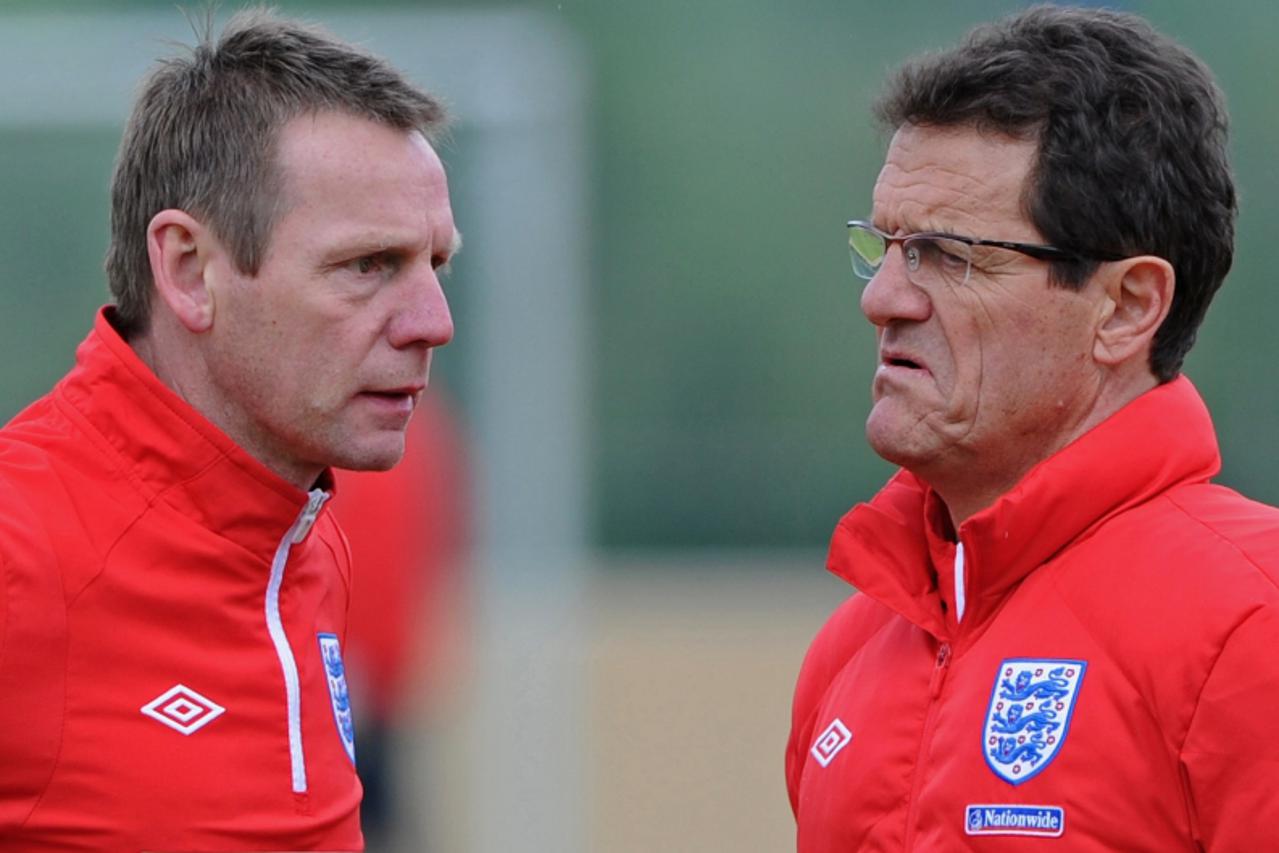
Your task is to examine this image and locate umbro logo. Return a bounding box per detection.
[141,684,226,735]
[810,718,852,768]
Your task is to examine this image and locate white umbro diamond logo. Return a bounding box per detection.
[811,718,852,768]
[141,684,226,735]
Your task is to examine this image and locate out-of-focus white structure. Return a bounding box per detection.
[0,9,591,852]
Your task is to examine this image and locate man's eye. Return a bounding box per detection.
[348,254,398,276]
[923,239,969,271]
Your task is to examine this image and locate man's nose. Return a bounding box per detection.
[859,247,932,327]
[388,263,453,350]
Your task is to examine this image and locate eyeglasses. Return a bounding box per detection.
[847,220,1127,287]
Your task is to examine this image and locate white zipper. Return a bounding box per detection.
[265,488,330,794]
[954,541,967,624]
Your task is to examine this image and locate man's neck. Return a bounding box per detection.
[930,370,1161,529]
[129,322,324,492]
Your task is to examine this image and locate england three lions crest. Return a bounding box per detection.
[318,633,357,766]
[983,658,1086,785]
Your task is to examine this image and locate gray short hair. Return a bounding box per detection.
[105,8,447,337]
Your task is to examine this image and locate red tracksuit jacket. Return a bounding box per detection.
[0,309,363,851]
[787,377,1279,850]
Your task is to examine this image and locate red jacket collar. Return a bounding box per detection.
[54,307,333,558]
[827,376,1221,640]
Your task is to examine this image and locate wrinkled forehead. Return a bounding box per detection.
[274,111,443,193]
[872,124,1040,238]
[257,111,457,262]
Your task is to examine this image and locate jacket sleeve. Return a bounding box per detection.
[1180,603,1279,849]
[786,593,892,818]
[786,619,834,817]
[0,546,67,831]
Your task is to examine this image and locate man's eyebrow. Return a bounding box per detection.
[321,228,463,262]
[881,218,969,240]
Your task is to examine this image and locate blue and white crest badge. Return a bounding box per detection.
[983,658,1086,785]
[318,633,357,766]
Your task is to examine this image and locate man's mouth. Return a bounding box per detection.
[357,386,424,415]
[880,349,926,372]
[362,384,425,398]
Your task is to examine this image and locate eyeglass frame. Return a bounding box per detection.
[846,219,1128,285]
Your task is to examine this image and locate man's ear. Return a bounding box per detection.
[146,209,218,333]
[1093,256,1175,368]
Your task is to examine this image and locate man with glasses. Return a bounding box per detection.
[787,7,1279,850]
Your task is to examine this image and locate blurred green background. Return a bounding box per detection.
[4,4,1274,851]
[2,0,1275,552]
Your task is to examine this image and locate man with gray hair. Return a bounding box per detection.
[787,6,1279,849]
[0,9,457,850]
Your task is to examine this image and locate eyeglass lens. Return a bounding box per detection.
[848,224,972,286]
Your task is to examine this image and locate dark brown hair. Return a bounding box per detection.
[876,5,1236,381]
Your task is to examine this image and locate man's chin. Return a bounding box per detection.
[327,436,407,472]
[865,411,932,471]
[866,435,914,470]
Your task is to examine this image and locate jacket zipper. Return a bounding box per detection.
[903,640,952,848]
[265,488,330,794]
